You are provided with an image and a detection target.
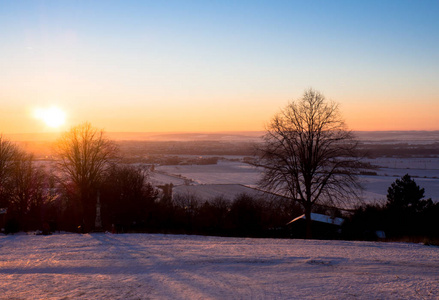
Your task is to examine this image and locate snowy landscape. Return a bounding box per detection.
[2,0,439,297]
[2,132,439,298]
[151,157,439,206]
[1,233,438,299]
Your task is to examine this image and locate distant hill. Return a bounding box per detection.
[355,131,439,144]
[106,131,265,142]
[5,130,439,143]
[5,131,265,142]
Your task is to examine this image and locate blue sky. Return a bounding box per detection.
[1,0,438,133]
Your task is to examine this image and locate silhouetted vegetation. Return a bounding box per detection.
[0,136,60,234]
[144,192,301,238]
[121,155,220,166]
[14,133,439,163]
[359,142,439,158]
[343,174,439,242]
[1,124,438,244]
[257,89,362,238]
[118,140,256,158]
[100,164,158,232]
[54,122,119,232]
[0,125,301,237]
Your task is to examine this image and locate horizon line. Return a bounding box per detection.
[3,130,439,142]
[5,129,439,135]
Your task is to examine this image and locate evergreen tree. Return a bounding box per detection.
[386,174,432,213]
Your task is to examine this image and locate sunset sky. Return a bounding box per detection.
[1,0,438,134]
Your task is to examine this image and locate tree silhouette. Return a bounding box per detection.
[258,89,362,238]
[387,174,432,213]
[8,152,47,229]
[100,164,157,231]
[0,135,21,208]
[55,122,118,231]
[0,136,53,232]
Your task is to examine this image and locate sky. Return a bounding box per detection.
[1,0,438,134]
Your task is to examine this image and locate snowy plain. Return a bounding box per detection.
[155,161,260,186]
[1,233,438,299]
[153,158,439,204]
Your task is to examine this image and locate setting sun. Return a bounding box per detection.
[34,107,66,128]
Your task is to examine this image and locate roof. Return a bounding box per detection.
[287,213,344,226]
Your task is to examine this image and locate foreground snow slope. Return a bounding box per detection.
[0,234,438,299]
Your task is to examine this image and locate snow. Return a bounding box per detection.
[289,213,345,226]
[149,171,187,186]
[1,233,438,299]
[155,160,261,185]
[152,159,439,204]
[360,175,439,204]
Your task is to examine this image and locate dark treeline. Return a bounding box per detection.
[1,127,439,243]
[343,174,439,243]
[0,128,299,237]
[118,140,256,157]
[0,135,54,234]
[110,192,300,238]
[360,142,439,158]
[118,140,439,160]
[14,139,439,162]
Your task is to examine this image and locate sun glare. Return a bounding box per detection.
[34,107,66,128]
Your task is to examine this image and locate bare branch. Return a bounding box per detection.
[257,89,363,238]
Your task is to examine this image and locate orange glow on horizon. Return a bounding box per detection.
[0,94,437,134]
[343,101,439,132]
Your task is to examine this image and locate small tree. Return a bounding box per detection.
[55,122,118,231]
[384,174,433,238]
[258,89,362,238]
[345,175,436,240]
[173,192,201,232]
[387,174,432,213]
[229,193,264,236]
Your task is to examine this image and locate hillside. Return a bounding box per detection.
[0,233,437,299]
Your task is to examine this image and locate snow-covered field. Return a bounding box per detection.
[1,233,438,299]
[155,161,261,186]
[153,158,439,204]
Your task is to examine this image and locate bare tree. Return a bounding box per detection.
[0,136,51,231]
[9,152,48,228]
[257,89,362,238]
[0,135,21,208]
[55,122,118,230]
[100,164,157,230]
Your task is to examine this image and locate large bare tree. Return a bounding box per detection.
[258,89,362,238]
[55,122,118,230]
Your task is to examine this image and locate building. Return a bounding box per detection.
[287,212,345,239]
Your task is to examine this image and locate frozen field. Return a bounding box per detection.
[154,159,439,203]
[155,161,261,186]
[0,233,438,299]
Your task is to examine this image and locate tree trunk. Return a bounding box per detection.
[304,205,312,239]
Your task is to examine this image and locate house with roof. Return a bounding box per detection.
[287,212,345,239]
